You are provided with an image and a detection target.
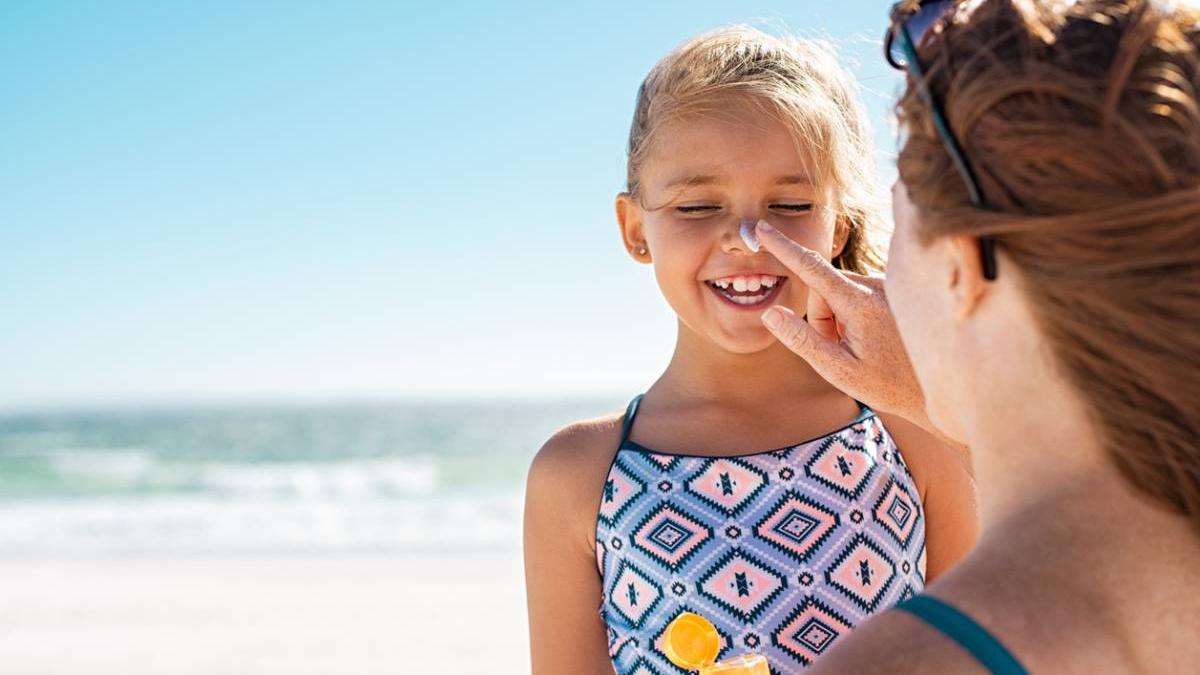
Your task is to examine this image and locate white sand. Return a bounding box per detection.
[0,549,530,674]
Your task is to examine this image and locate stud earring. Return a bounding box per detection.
[637,246,647,255]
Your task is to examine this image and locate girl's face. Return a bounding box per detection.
[617,105,845,354]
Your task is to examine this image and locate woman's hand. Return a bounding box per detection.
[755,220,942,438]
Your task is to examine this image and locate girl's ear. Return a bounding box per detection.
[616,192,652,263]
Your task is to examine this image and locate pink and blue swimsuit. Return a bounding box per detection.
[596,394,927,674]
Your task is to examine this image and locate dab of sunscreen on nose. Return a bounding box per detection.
[740,219,762,252]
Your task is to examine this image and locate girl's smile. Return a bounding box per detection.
[703,273,788,309]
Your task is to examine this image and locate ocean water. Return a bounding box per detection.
[0,397,623,555]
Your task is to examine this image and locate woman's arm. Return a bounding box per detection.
[524,424,618,675]
[881,413,980,582]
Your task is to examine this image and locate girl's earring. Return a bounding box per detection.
[637,246,648,255]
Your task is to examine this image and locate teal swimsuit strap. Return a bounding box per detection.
[896,595,1028,675]
[620,394,645,446]
[852,399,874,423]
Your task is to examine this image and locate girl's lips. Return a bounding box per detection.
[704,277,786,311]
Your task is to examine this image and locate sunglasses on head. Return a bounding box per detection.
[885,0,999,280]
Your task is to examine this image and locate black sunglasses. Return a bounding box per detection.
[885,0,998,280]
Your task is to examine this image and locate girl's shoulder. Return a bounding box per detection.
[877,412,973,501]
[530,410,627,481]
[525,410,628,539]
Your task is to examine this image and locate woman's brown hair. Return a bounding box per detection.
[897,0,1200,524]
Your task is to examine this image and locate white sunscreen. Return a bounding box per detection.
[739,219,762,252]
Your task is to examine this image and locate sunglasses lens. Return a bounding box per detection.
[887,32,908,67]
[892,0,954,66]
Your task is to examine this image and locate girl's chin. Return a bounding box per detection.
[708,326,781,354]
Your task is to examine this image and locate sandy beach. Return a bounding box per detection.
[0,549,530,674]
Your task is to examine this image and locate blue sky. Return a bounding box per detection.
[0,1,903,409]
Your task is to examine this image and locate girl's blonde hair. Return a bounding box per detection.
[625,26,887,274]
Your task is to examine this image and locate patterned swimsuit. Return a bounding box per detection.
[596,394,926,674]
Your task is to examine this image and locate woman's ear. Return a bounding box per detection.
[616,192,652,263]
[946,234,988,319]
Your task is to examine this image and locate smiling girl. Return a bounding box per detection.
[524,27,978,674]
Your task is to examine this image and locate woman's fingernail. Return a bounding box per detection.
[756,219,775,235]
[739,219,761,252]
[761,306,782,330]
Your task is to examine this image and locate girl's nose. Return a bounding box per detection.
[722,216,762,254]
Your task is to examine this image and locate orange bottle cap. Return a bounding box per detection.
[662,611,721,670]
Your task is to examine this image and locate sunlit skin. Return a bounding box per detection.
[883,182,976,442]
[524,102,978,675]
[616,103,846,359]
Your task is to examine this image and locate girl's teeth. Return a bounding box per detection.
[709,275,780,290]
[729,293,768,305]
[708,277,781,306]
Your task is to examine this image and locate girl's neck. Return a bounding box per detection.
[650,320,840,407]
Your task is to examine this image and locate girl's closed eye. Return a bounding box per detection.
[675,204,723,216]
[770,202,814,215]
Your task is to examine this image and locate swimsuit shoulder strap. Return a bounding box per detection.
[852,398,875,423]
[619,394,645,447]
[895,595,1028,675]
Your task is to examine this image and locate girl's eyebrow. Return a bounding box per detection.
[775,174,813,186]
[657,171,816,190]
[663,173,813,189]
[664,174,722,189]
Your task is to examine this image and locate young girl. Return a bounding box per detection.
[525,27,977,675]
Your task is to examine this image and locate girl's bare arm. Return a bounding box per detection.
[524,423,620,675]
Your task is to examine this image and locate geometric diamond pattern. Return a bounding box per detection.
[599,457,647,527]
[804,436,876,500]
[768,593,854,662]
[685,458,769,516]
[631,502,713,571]
[625,657,667,675]
[597,399,926,674]
[770,596,853,666]
[825,533,898,613]
[753,492,840,563]
[608,559,664,629]
[644,452,680,472]
[872,476,920,548]
[697,549,788,623]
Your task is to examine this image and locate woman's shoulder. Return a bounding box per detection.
[805,602,990,674]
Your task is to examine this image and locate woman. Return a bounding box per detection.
[755,0,1200,671]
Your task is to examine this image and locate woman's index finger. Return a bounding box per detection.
[755,220,863,304]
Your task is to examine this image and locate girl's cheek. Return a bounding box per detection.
[773,209,835,249]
